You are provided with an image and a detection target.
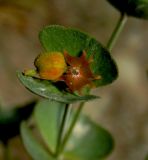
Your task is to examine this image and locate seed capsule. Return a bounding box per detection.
[61,51,101,93]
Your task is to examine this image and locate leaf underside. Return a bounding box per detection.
[17,72,98,103]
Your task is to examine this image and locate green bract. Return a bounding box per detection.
[18,25,118,103]
[39,25,118,87]
[17,72,98,103]
[107,0,148,19]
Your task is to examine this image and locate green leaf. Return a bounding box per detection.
[17,71,98,103]
[34,100,65,153]
[107,0,148,19]
[0,101,36,144]
[39,25,118,86]
[39,25,87,56]
[21,122,55,160]
[63,114,114,160]
[21,102,114,160]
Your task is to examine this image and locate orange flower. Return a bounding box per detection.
[34,52,67,81]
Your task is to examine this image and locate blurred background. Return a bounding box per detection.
[0,0,148,159]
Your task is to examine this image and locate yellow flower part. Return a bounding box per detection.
[34,52,67,81]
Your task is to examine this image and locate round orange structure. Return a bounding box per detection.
[34,52,67,81]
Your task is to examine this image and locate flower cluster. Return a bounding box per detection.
[25,51,101,93]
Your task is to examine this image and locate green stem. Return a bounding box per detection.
[55,12,127,158]
[55,103,69,157]
[59,102,84,153]
[106,13,127,51]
